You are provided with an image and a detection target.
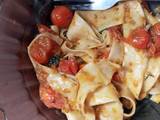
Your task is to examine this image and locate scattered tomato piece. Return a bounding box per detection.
[127,28,150,49]
[51,6,73,28]
[58,58,79,75]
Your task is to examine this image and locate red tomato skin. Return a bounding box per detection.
[38,37,60,56]
[30,37,60,64]
[51,6,73,28]
[30,44,48,64]
[58,60,72,74]
[127,28,150,49]
[58,59,79,75]
[69,59,79,75]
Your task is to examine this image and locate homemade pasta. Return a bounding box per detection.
[28,0,160,119]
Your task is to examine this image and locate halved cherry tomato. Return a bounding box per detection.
[127,28,150,49]
[58,58,79,75]
[51,6,73,28]
[30,44,48,64]
[39,84,66,109]
[30,37,60,64]
[37,24,53,33]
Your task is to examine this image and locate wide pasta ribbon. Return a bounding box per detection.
[28,33,79,111]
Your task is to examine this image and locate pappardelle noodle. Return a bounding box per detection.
[28,0,160,120]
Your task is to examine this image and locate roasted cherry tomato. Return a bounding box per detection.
[51,6,73,28]
[127,28,150,49]
[37,24,53,33]
[39,84,66,109]
[30,44,48,64]
[38,37,60,56]
[58,58,79,75]
[30,37,60,64]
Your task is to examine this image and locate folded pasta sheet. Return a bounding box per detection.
[108,40,124,65]
[76,62,107,110]
[96,102,123,120]
[123,43,148,99]
[78,3,125,31]
[28,33,79,111]
[140,57,160,99]
[64,110,85,120]
[144,9,159,25]
[150,78,160,103]
[149,78,160,95]
[123,0,146,37]
[112,81,136,118]
[87,84,119,106]
[67,12,101,50]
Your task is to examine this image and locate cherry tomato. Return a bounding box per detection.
[127,28,150,49]
[58,58,79,75]
[38,37,60,56]
[37,24,53,33]
[39,84,66,109]
[30,44,48,64]
[51,6,73,28]
[30,37,60,64]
